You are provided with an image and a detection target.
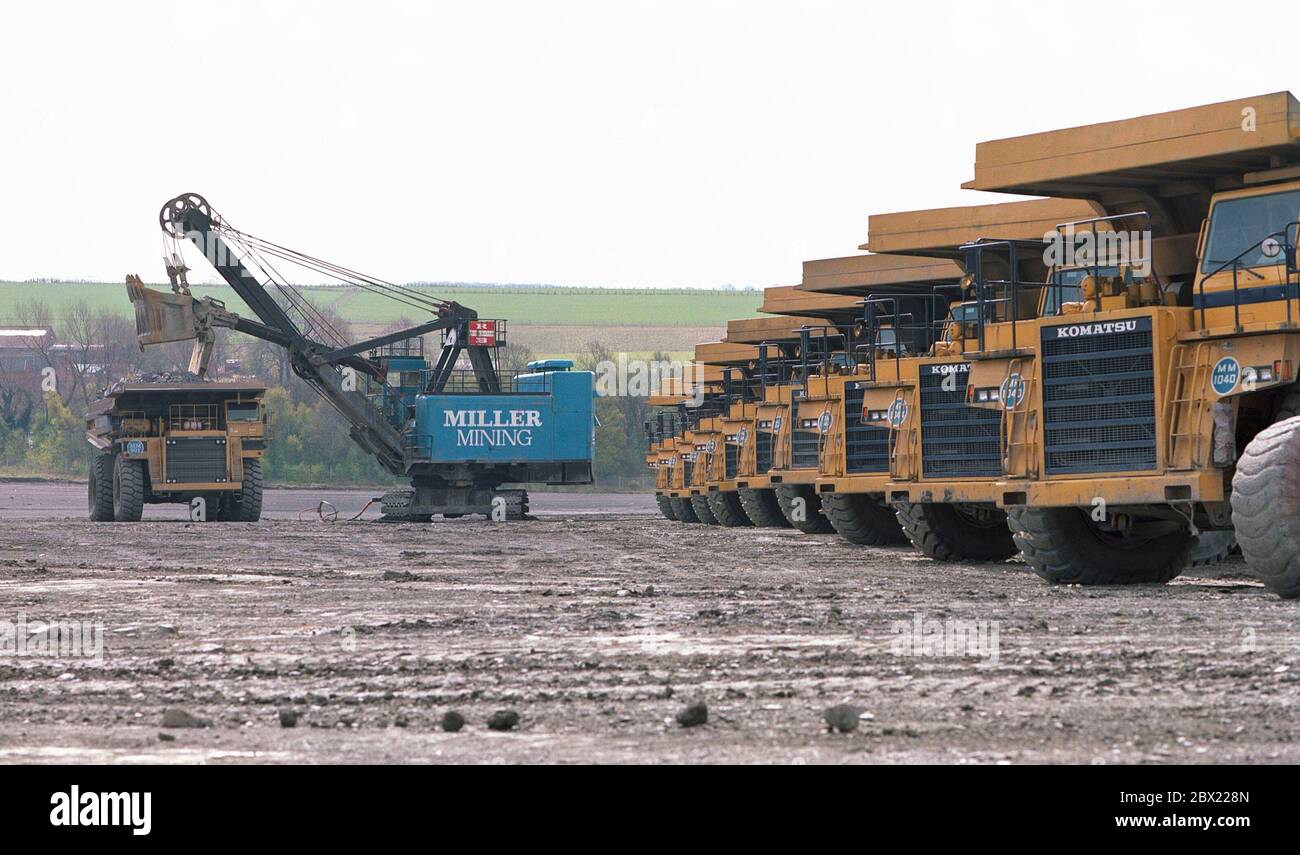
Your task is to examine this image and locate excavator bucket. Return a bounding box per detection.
[126,275,199,345]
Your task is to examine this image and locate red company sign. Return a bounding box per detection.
[468,320,497,346]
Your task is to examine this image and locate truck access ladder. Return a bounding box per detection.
[1165,342,1213,470]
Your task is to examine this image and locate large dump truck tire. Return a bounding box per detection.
[1232,414,1300,598]
[88,453,114,522]
[822,492,906,546]
[235,459,264,522]
[670,496,699,523]
[738,488,791,528]
[691,494,719,524]
[1191,531,1237,567]
[1007,507,1190,585]
[112,456,145,522]
[655,494,678,521]
[774,484,835,534]
[707,491,752,527]
[894,502,1017,562]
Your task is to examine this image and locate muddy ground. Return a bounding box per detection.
[0,482,1297,764]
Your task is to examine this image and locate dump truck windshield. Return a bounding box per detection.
[876,328,904,351]
[227,402,260,421]
[1202,188,1300,273]
[1042,265,1120,315]
[948,303,978,323]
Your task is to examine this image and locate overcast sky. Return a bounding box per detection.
[2,0,1297,288]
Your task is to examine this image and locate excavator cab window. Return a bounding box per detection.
[1202,188,1300,273]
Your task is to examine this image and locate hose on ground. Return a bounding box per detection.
[296,498,381,522]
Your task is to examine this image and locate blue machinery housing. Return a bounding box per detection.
[372,356,595,484]
[414,364,595,467]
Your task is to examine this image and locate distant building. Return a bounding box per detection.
[0,328,106,394]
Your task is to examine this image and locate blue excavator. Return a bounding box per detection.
[128,193,595,520]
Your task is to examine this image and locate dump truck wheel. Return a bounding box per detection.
[88,453,114,522]
[215,494,240,521]
[738,488,791,528]
[774,485,835,534]
[894,502,1017,562]
[111,456,145,522]
[691,494,719,525]
[655,495,678,521]
[1007,507,1191,585]
[1232,414,1300,598]
[707,491,752,527]
[1191,531,1237,567]
[234,459,264,522]
[670,496,699,523]
[197,494,223,521]
[822,492,906,546]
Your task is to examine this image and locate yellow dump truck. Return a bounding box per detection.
[86,380,268,522]
[951,91,1300,596]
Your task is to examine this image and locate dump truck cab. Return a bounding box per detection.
[85,381,268,522]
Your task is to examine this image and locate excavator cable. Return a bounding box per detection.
[210,220,349,345]
[225,233,351,348]
[205,211,451,315]
[239,238,447,317]
[227,231,450,314]
[172,197,448,350]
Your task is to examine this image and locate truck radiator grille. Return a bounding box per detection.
[919,364,1001,478]
[1041,317,1156,474]
[843,387,890,473]
[755,432,774,473]
[790,430,819,469]
[725,444,738,479]
[164,436,228,484]
[682,459,693,486]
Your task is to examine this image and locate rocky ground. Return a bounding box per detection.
[0,483,1296,764]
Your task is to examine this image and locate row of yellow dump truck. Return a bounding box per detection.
[646,92,1300,599]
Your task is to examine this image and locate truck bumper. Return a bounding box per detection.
[996,469,1229,508]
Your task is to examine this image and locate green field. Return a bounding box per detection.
[0,282,761,327]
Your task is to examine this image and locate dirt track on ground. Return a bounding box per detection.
[0,483,1297,764]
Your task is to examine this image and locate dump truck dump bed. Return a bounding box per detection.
[962,92,1300,236]
[695,340,759,365]
[723,315,832,345]
[88,381,267,416]
[963,92,1300,198]
[862,198,1104,255]
[798,253,964,294]
[758,286,862,320]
